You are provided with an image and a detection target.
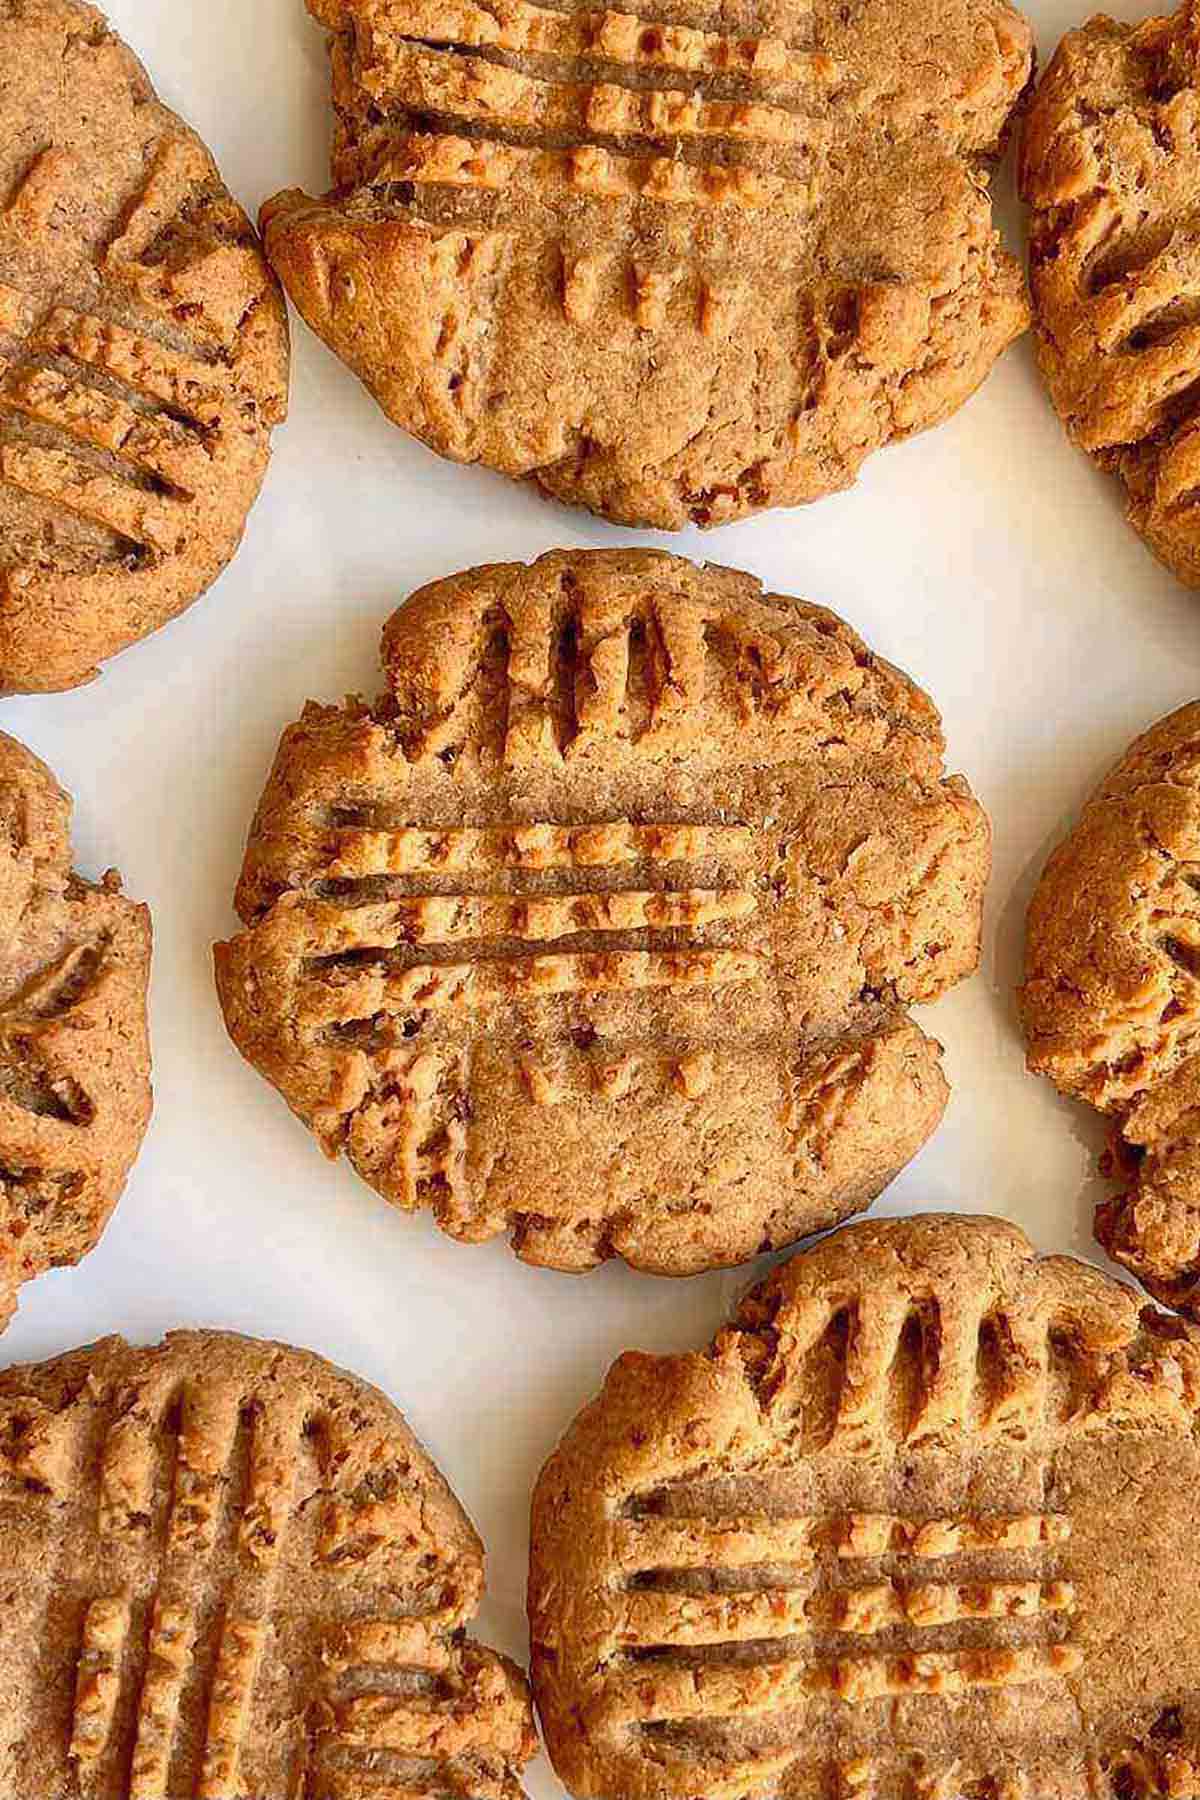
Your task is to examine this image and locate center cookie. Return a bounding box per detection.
[261,0,1031,528]
[530,1214,1200,1798]
[0,1330,536,1798]
[215,549,989,1275]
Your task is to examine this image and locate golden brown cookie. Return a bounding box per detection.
[0,731,150,1326]
[1021,701,1200,1318]
[260,0,1031,530]
[0,0,290,693]
[1020,0,1200,587]
[0,1329,537,1798]
[214,548,989,1276]
[529,1212,1200,1799]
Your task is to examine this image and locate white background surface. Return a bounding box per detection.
[3,1,1194,1791]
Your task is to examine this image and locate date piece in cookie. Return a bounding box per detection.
[0,0,290,692]
[261,0,1031,530]
[0,731,150,1326]
[1022,701,1200,1317]
[530,1212,1200,1799]
[1021,0,1200,587]
[0,1330,537,1797]
[215,548,990,1276]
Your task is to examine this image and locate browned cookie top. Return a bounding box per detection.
[214,548,989,1277]
[0,731,150,1327]
[0,1329,537,1798]
[0,0,290,693]
[261,0,1031,529]
[1022,701,1200,1318]
[529,1213,1200,1800]
[1020,0,1200,588]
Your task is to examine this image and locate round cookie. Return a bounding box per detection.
[0,0,290,692]
[215,548,989,1276]
[261,0,1031,529]
[0,1329,537,1797]
[0,731,150,1325]
[1020,0,1200,587]
[529,1212,1200,1800]
[1022,701,1200,1316]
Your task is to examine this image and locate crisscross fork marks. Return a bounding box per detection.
[3,1333,536,1798]
[216,553,990,1272]
[78,1367,502,1795]
[530,1219,1200,1798]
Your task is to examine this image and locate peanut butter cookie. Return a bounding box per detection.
[1022,700,1200,1317]
[261,0,1031,529]
[0,731,150,1326]
[530,1212,1200,1799]
[0,1329,537,1798]
[215,548,989,1276]
[0,0,289,692]
[1021,0,1200,587]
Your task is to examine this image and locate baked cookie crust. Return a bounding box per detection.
[0,0,289,692]
[530,1212,1200,1798]
[1022,700,1200,1316]
[1021,0,1200,587]
[262,0,1031,528]
[0,1329,537,1797]
[0,731,151,1326]
[215,548,989,1276]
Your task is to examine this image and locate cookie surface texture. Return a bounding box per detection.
[1021,0,1200,587]
[0,0,290,692]
[0,1329,537,1798]
[260,0,1031,529]
[529,1212,1200,1799]
[214,549,989,1276]
[0,731,150,1326]
[1021,700,1200,1316]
